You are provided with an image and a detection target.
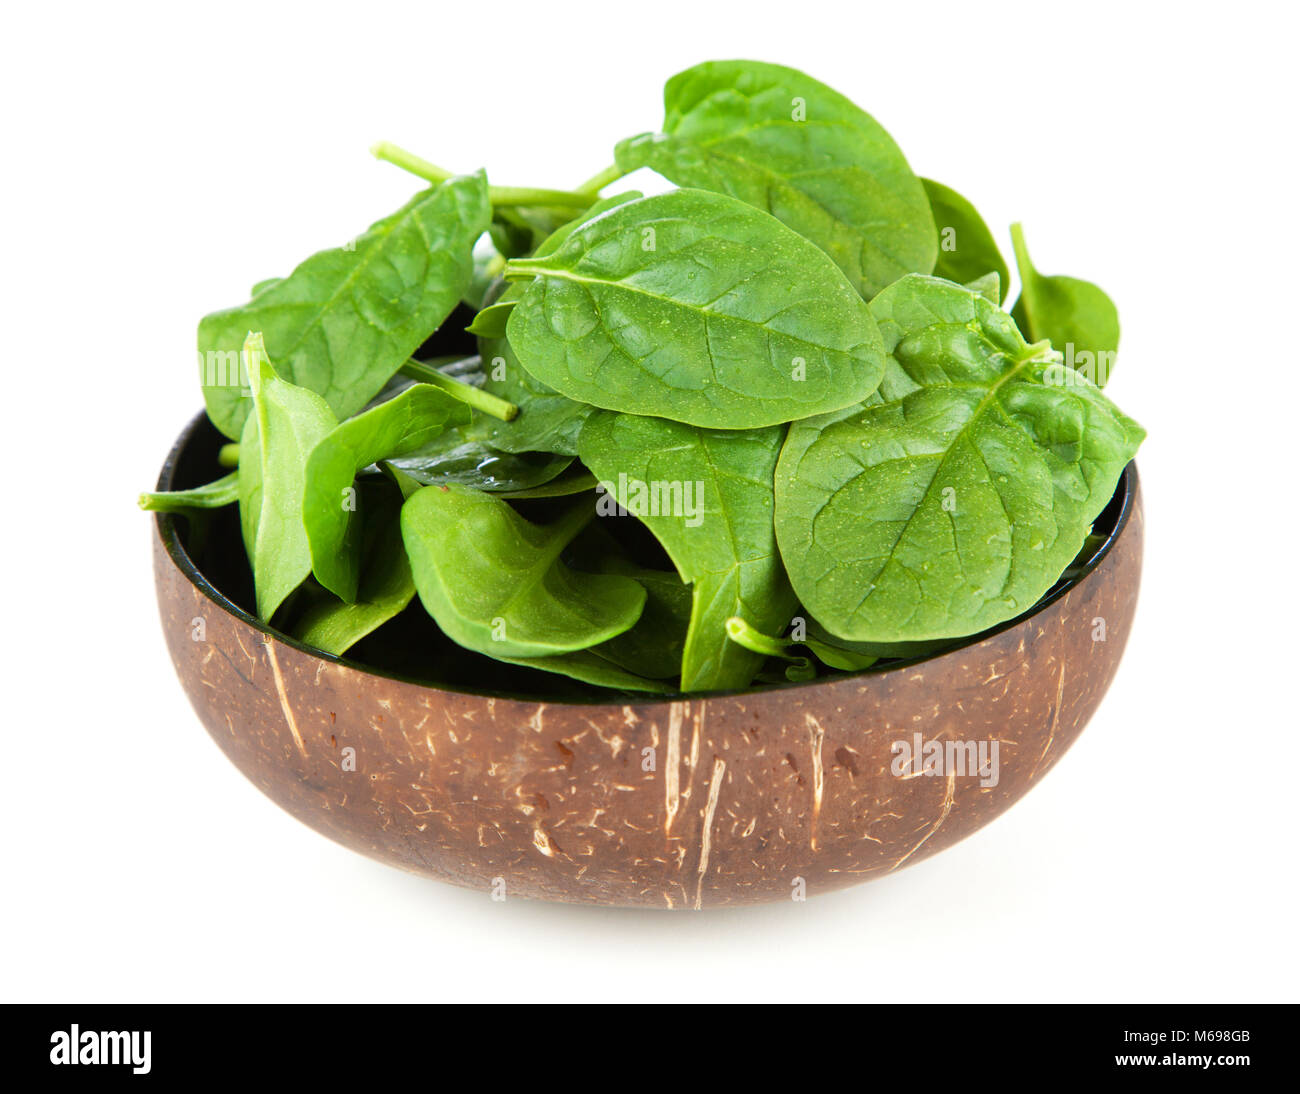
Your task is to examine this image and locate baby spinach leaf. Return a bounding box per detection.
[565,524,693,679]
[494,466,598,499]
[492,650,675,694]
[200,172,490,439]
[474,340,591,455]
[505,188,886,429]
[1010,223,1120,387]
[922,178,1009,301]
[292,484,416,655]
[139,473,238,512]
[249,277,282,297]
[775,274,1144,642]
[723,617,816,681]
[472,191,644,455]
[593,568,692,679]
[303,383,471,602]
[237,334,338,621]
[400,485,646,658]
[464,300,515,338]
[615,60,936,298]
[800,617,952,665]
[578,411,796,691]
[386,438,572,492]
[964,272,1002,306]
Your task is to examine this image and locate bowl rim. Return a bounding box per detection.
[155,410,1139,707]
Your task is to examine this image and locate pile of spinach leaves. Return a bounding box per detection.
[142,59,1144,696]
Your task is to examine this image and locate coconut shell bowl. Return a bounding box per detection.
[152,413,1143,909]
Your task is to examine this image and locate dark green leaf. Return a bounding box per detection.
[303,384,471,602]
[494,649,676,694]
[922,178,1010,301]
[292,484,416,655]
[200,172,490,439]
[386,436,572,492]
[578,411,796,690]
[566,524,693,679]
[774,274,1144,642]
[506,188,886,429]
[615,60,936,298]
[472,192,644,455]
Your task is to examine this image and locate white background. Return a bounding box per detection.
[3,0,1295,1003]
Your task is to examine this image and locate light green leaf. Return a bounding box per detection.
[964,272,1001,305]
[400,486,646,658]
[1010,223,1120,387]
[237,333,338,621]
[465,300,515,338]
[139,473,238,512]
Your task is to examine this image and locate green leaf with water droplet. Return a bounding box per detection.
[774,274,1144,642]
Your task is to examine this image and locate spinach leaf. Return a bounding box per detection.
[493,649,676,694]
[724,615,901,677]
[964,272,1002,305]
[200,172,490,439]
[139,473,238,512]
[237,334,338,621]
[922,178,1010,301]
[614,60,936,298]
[505,189,886,429]
[471,192,644,455]
[800,617,953,665]
[565,524,692,679]
[578,411,796,691]
[386,439,572,492]
[774,274,1144,642]
[473,343,591,455]
[723,617,816,681]
[303,383,471,602]
[292,484,416,655]
[400,485,646,658]
[147,60,1146,699]
[1010,223,1120,387]
[464,300,515,338]
[494,466,598,499]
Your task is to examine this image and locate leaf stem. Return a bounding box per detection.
[399,359,518,421]
[139,472,240,512]
[575,163,629,194]
[371,141,453,184]
[373,141,596,210]
[488,185,597,210]
[724,617,815,680]
[217,443,240,468]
